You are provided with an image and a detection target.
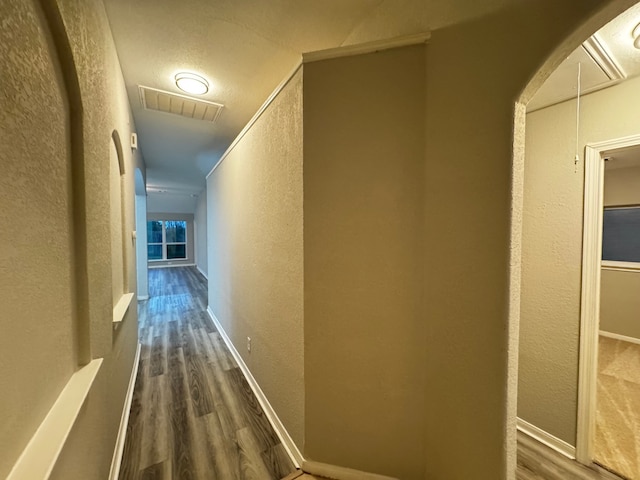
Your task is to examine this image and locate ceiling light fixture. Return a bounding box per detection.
[174,72,209,95]
[632,23,640,49]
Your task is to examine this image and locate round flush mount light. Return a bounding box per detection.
[175,72,209,95]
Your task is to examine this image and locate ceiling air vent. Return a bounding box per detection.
[138,85,223,123]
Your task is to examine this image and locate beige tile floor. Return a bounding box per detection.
[595,335,640,479]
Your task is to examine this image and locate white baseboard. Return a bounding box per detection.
[109,343,141,480]
[196,265,208,280]
[137,295,149,301]
[517,417,575,459]
[148,263,196,269]
[599,330,640,345]
[206,307,304,467]
[302,461,398,480]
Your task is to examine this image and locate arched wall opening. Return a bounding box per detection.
[511,0,640,476]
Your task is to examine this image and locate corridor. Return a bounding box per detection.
[120,267,295,479]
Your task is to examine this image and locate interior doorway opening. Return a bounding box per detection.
[515,1,640,478]
[581,138,640,477]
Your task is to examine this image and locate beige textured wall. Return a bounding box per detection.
[207,70,305,447]
[303,45,426,479]
[342,0,513,46]
[0,0,142,477]
[520,72,640,445]
[147,191,197,214]
[600,165,640,338]
[0,2,77,475]
[600,269,640,339]
[110,139,125,304]
[604,166,640,207]
[2,0,627,478]
[202,1,634,477]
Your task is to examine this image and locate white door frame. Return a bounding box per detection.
[576,133,640,464]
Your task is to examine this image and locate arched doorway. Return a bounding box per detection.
[513,1,640,477]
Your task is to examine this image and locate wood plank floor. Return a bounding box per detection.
[120,266,296,480]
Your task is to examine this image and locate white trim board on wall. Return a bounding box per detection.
[601,260,640,272]
[113,292,134,324]
[205,63,302,179]
[517,429,621,480]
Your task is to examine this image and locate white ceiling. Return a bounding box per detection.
[529,2,640,112]
[103,0,389,193]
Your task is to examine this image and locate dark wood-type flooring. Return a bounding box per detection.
[119,267,552,480]
[120,266,296,480]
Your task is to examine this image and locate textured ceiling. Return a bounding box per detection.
[102,0,519,194]
[103,0,386,192]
